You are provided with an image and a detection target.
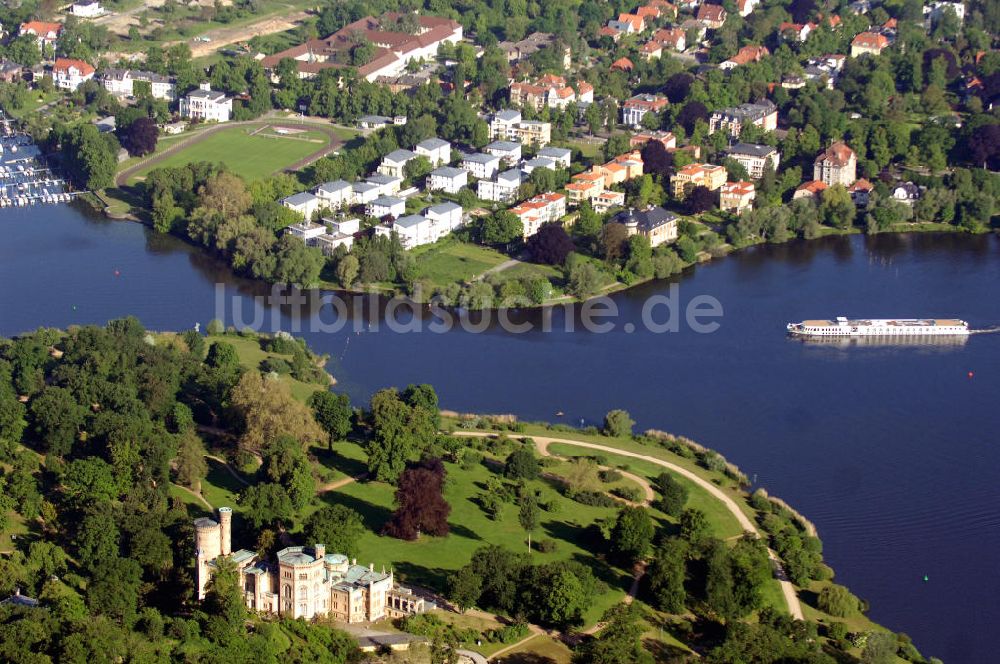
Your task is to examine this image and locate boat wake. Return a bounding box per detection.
[970,326,1000,335]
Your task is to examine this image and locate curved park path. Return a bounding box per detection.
[115,114,348,187]
[453,431,804,621]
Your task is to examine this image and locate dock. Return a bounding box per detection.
[0,112,83,208]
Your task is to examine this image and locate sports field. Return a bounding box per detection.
[126,125,331,184]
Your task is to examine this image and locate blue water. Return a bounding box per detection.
[1,203,998,662]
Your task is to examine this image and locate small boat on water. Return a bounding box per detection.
[787,316,969,337]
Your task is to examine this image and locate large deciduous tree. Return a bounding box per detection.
[527,223,575,265]
[383,457,451,540]
[303,505,365,559]
[229,371,325,454]
[308,390,353,448]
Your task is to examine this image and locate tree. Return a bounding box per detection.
[366,388,432,483]
[567,260,603,299]
[819,185,856,229]
[504,445,540,480]
[383,457,451,539]
[861,632,897,664]
[817,584,861,617]
[518,495,540,551]
[175,430,208,490]
[121,117,158,157]
[609,506,654,564]
[229,371,325,454]
[336,254,360,288]
[575,604,653,664]
[448,565,482,612]
[653,472,688,517]
[685,185,716,213]
[87,558,143,625]
[481,211,523,246]
[603,409,634,437]
[308,390,353,448]
[403,155,433,182]
[648,538,688,613]
[599,223,629,261]
[30,386,85,457]
[201,555,247,643]
[401,383,440,428]
[679,508,708,542]
[527,223,575,265]
[303,505,365,559]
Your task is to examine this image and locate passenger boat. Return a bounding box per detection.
[787,317,969,337]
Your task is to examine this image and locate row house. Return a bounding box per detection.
[368,195,406,220]
[708,99,777,136]
[315,180,355,210]
[536,146,572,169]
[719,181,756,214]
[671,163,727,198]
[565,171,606,205]
[484,140,522,165]
[478,168,526,203]
[509,74,594,111]
[510,192,567,239]
[622,93,669,127]
[724,142,780,178]
[366,173,402,196]
[427,166,468,194]
[281,192,323,220]
[314,217,361,254]
[414,138,451,167]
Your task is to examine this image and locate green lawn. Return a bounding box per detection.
[205,333,330,402]
[314,442,631,627]
[412,238,512,286]
[496,634,573,663]
[127,125,329,183]
[0,511,29,553]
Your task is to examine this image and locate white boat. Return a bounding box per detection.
[787,316,969,337]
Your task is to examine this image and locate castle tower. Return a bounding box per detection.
[314,543,325,560]
[218,506,232,556]
[194,514,222,600]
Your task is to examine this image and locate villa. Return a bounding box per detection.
[180,84,232,123]
[708,100,777,136]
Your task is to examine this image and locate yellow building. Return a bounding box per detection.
[671,163,727,198]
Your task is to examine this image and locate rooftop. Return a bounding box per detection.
[416,137,449,150]
[727,142,777,157]
[431,166,467,178]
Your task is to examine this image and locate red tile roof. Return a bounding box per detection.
[851,31,889,50]
[53,58,95,76]
[611,57,635,71]
[20,21,62,37]
[696,4,726,22]
[816,141,855,166]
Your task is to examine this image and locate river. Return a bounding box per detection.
[1,202,998,663]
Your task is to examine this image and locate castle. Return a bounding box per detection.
[195,508,427,622]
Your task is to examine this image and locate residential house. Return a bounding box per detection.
[414,138,451,167]
[803,54,846,88]
[924,1,965,26]
[427,166,468,194]
[358,115,393,130]
[602,151,645,186]
[719,45,769,69]
[609,13,646,34]
[377,149,416,178]
[379,202,464,249]
[281,192,322,220]
[509,74,593,110]
[719,181,756,214]
[614,206,679,247]
[593,190,626,213]
[70,1,104,17]
[98,69,177,100]
[488,110,551,146]
[286,221,327,243]
[0,61,22,83]
[19,21,62,49]
[696,4,727,29]
[368,196,406,219]
[522,156,557,173]
[352,182,381,205]
[611,57,635,73]
[51,58,95,91]
[259,14,462,82]
[793,180,828,199]
[708,100,777,136]
[516,120,551,147]
[510,192,567,239]
[537,146,572,169]
[850,32,889,57]
[180,83,232,122]
[599,26,623,41]
[891,182,922,205]
[365,173,403,197]
[848,0,871,14]
[484,140,522,165]
[651,27,686,52]
[724,142,780,178]
[315,217,360,253]
[630,131,676,150]
[848,179,873,207]
[498,33,570,68]
[640,41,663,61]
[460,153,501,180]
[425,201,464,233]
[478,168,525,203]
[736,0,758,17]
[622,93,669,127]
[813,141,856,186]
[315,180,354,209]
[671,163,727,198]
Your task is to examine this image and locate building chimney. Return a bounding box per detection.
[218,507,232,556]
[369,563,374,572]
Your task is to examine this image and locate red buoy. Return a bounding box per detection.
[968,371,974,378]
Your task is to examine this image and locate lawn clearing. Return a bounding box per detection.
[496,634,573,663]
[412,239,511,286]
[205,333,330,403]
[127,125,329,183]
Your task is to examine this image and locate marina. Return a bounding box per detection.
[0,113,79,208]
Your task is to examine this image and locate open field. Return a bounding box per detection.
[126,125,330,184]
[496,634,573,663]
[412,239,512,285]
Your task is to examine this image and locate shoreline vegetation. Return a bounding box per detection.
[0,321,938,662]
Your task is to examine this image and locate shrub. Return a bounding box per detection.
[260,357,291,374]
[460,450,483,471]
[603,409,634,437]
[570,491,617,508]
[826,622,848,642]
[818,584,861,617]
[612,485,643,502]
[536,539,557,553]
[600,469,623,483]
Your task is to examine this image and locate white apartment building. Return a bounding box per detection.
[414,138,451,167]
[428,166,468,194]
[180,83,232,122]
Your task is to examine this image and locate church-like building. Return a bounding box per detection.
[195,508,427,622]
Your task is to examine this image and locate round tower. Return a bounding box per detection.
[194,516,222,600]
[218,507,232,556]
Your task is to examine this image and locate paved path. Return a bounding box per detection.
[317,471,368,494]
[474,258,522,281]
[453,431,804,620]
[172,481,212,509]
[205,454,250,487]
[114,116,346,187]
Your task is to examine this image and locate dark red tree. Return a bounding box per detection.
[122,117,159,157]
[967,124,1000,170]
[676,101,708,134]
[662,73,694,104]
[527,223,575,265]
[686,185,716,214]
[640,140,673,176]
[383,457,451,540]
